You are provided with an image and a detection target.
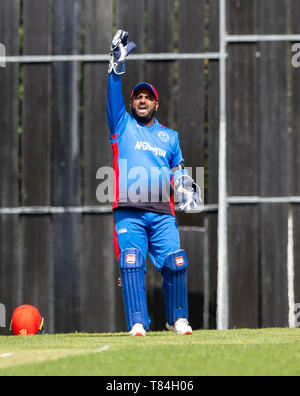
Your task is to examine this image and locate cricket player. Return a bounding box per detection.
[107,30,201,336]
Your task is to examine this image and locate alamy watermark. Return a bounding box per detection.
[0,304,6,328]
[292,43,300,68]
[96,163,204,210]
[0,43,6,68]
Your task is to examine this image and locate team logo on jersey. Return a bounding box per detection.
[158,131,169,143]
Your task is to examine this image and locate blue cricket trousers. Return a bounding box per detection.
[113,208,180,272]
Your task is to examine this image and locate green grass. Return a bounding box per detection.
[0,328,300,376]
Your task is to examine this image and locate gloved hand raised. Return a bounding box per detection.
[108,30,136,75]
[174,171,202,212]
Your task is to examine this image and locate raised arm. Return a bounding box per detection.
[106,30,136,138]
[107,73,126,137]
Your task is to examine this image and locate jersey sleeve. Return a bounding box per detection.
[106,72,129,142]
[170,132,184,169]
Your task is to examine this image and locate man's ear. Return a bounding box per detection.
[155,101,159,111]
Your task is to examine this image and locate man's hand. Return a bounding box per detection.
[108,30,136,75]
[175,174,202,212]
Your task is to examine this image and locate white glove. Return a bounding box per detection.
[175,174,202,212]
[108,30,136,75]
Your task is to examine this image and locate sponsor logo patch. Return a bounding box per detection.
[126,254,136,264]
[175,256,185,267]
[118,228,128,235]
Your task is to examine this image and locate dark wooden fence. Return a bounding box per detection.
[0,0,299,334]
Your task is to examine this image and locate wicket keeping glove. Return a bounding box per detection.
[174,169,202,212]
[108,30,136,75]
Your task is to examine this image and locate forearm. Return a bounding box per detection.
[107,72,126,134]
[107,30,136,135]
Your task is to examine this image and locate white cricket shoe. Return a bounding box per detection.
[166,318,193,335]
[129,323,146,337]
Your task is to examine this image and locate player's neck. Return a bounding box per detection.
[143,118,155,127]
[132,112,156,127]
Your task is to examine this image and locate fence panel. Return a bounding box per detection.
[227,0,260,328]
[22,0,54,333]
[0,0,21,335]
[52,0,82,332]
[258,1,289,327]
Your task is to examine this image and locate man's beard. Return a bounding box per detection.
[131,106,156,124]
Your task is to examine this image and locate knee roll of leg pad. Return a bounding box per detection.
[119,248,150,331]
[162,250,189,325]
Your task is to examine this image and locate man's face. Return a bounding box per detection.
[130,89,159,125]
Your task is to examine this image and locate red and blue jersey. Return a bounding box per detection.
[107,73,184,215]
